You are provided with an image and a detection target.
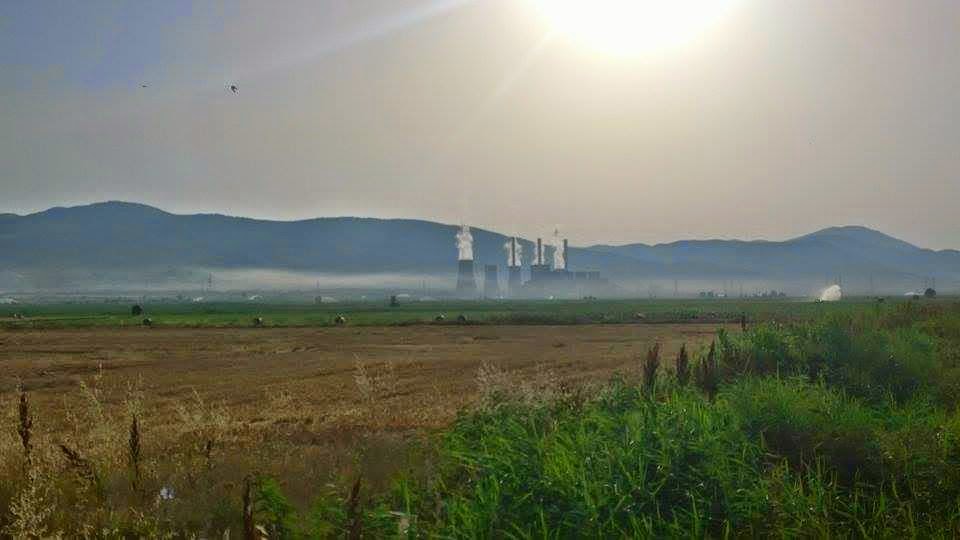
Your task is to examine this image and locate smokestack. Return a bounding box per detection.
[484,265,499,298]
[563,239,569,271]
[536,238,542,265]
[511,237,518,267]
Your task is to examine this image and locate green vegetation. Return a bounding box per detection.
[0,297,920,329]
[246,301,960,537]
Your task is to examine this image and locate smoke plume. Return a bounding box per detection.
[456,224,474,261]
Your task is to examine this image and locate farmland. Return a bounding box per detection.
[0,296,887,329]
[3,297,960,536]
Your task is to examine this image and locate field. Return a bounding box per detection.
[1,322,726,438]
[3,297,960,537]
[0,297,887,329]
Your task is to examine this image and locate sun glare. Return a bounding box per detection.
[532,0,737,56]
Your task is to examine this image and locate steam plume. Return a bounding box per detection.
[456,224,474,261]
[551,228,565,270]
[819,284,842,302]
[503,237,523,268]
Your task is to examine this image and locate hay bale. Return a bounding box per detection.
[334,315,347,325]
[456,314,468,323]
[435,314,446,322]
[633,312,646,321]
[131,304,143,316]
[253,317,264,327]
[142,318,153,327]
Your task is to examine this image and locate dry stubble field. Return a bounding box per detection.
[1,323,730,513]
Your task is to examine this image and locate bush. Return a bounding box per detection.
[424,389,771,537]
[723,378,879,483]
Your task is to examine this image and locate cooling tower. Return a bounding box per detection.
[508,268,522,297]
[483,265,499,298]
[456,259,478,298]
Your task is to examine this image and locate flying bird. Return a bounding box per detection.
[140,84,148,88]
[229,84,239,94]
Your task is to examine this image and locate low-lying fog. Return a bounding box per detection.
[1,265,946,302]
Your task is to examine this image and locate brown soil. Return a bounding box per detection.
[1,324,729,504]
[3,324,727,425]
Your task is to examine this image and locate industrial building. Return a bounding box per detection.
[455,227,614,299]
[520,236,612,298]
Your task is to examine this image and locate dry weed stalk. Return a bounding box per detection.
[642,343,661,394]
[17,384,33,464]
[697,341,720,400]
[675,344,691,387]
[242,475,256,540]
[346,475,364,540]
[128,415,141,492]
[58,443,101,496]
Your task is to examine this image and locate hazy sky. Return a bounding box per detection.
[2,1,958,249]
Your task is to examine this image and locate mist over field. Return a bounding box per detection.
[1,202,957,297]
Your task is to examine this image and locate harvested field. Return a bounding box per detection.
[1,323,728,513]
[2,323,729,428]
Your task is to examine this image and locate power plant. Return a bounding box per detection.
[455,226,613,299]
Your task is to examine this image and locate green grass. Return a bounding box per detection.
[237,300,960,538]
[0,297,927,329]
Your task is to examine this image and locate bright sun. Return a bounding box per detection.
[532,0,737,56]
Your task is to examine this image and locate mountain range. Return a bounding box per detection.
[1,202,956,294]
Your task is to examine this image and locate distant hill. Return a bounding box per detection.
[0,202,957,294]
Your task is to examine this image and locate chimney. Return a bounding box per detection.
[456,260,478,298]
[536,238,543,265]
[563,239,569,271]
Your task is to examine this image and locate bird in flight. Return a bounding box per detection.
[140,84,149,88]
[229,84,239,94]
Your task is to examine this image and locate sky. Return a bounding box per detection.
[1,0,958,249]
